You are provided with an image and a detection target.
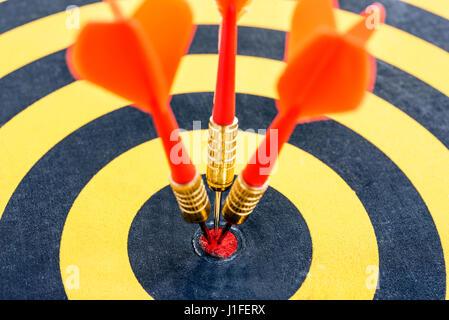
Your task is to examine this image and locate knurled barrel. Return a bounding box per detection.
[170,173,211,224]
[206,117,239,191]
[222,174,269,225]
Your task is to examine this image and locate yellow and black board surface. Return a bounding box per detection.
[0,0,448,299]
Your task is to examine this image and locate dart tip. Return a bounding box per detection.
[199,222,211,243]
[217,222,232,244]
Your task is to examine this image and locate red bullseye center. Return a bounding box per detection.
[199,228,237,259]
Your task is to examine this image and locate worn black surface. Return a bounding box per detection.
[0,50,74,127]
[128,185,312,300]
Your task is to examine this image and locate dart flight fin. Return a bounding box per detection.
[68,21,168,111]
[278,31,371,120]
[68,0,195,114]
[287,0,336,61]
[133,0,194,91]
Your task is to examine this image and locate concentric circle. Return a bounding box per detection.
[128,185,311,299]
[193,222,241,261]
[59,130,378,299]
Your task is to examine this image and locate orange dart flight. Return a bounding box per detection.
[212,0,251,125]
[67,0,197,184]
[242,0,385,187]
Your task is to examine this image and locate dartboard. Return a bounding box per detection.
[0,0,448,300]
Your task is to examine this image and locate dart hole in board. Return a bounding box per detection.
[192,221,245,263]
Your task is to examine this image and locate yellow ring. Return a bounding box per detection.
[401,0,449,21]
[59,130,378,299]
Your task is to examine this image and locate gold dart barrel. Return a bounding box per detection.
[206,117,239,191]
[222,174,269,225]
[170,172,211,224]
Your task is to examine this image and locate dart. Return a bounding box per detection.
[207,0,251,237]
[67,0,212,241]
[219,0,386,241]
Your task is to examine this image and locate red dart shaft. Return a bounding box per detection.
[151,105,196,185]
[105,0,124,20]
[212,4,237,126]
[242,110,297,187]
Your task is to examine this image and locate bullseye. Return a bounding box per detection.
[200,228,238,259]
